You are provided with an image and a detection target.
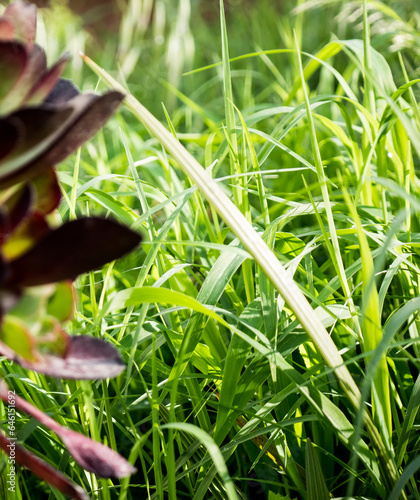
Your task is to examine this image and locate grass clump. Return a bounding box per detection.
[1,0,420,499]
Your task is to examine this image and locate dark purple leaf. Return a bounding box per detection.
[0,335,126,379]
[0,429,88,500]
[0,105,73,186]
[0,381,137,478]
[2,0,37,48]
[0,252,10,287]
[7,217,141,287]
[44,78,80,105]
[0,118,19,160]
[0,91,123,187]
[31,90,124,168]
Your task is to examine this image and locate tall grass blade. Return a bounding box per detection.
[344,192,392,443]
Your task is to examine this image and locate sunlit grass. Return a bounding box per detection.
[1,0,420,498]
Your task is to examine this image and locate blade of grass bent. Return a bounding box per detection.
[80,53,399,490]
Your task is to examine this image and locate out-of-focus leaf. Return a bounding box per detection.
[0,183,33,244]
[1,0,36,47]
[2,212,49,260]
[46,281,74,322]
[0,3,71,113]
[36,316,69,356]
[0,381,137,478]
[0,335,126,379]
[0,120,19,160]
[7,217,141,286]
[0,105,73,180]
[4,44,47,113]
[0,2,140,494]
[1,314,36,360]
[0,19,15,41]
[31,169,61,215]
[32,91,124,169]
[7,284,53,322]
[0,430,89,500]
[0,287,21,315]
[25,53,70,106]
[0,42,27,105]
[0,91,124,187]
[44,78,80,105]
[59,427,137,478]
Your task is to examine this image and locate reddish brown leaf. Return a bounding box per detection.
[0,430,88,500]
[0,105,74,186]
[2,0,37,48]
[59,427,137,478]
[7,217,141,287]
[2,212,50,261]
[0,381,137,478]
[0,119,19,160]
[0,18,15,41]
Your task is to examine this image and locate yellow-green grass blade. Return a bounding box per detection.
[344,191,392,443]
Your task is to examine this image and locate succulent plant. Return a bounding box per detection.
[0,1,141,497]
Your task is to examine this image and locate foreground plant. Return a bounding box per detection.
[0,1,140,496]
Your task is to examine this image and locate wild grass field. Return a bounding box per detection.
[1,0,420,498]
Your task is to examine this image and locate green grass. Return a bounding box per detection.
[2,0,420,498]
